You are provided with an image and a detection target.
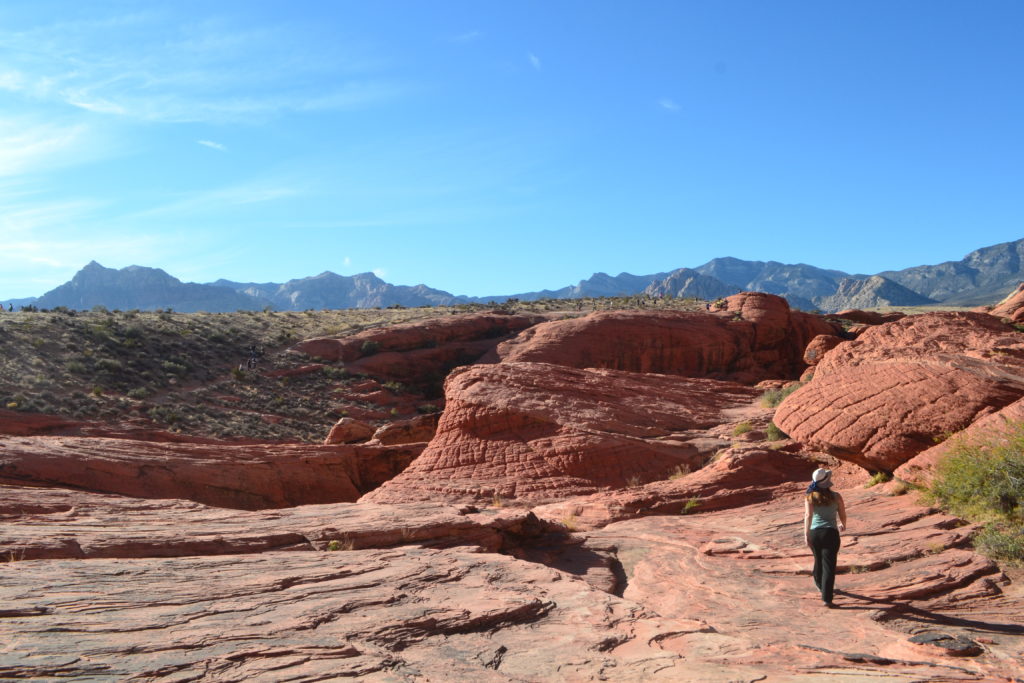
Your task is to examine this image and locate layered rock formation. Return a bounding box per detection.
[2,469,1021,680]
[293,312,544,387]
[4,295,1024,680]
[0,436,421,509]
[362,362,762,504]
[775,312,1024,471]
[494,292,838,384]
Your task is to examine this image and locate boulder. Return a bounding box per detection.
[370,413,440,445]
[802,334,843,366]
[0,436,422,509]
[493,293,839,384]
[776,312,1024,471]
[362,362,763,505]
[323,417,375,444]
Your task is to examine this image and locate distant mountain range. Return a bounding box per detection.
[4,238,1023,314]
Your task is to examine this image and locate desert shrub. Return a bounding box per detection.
[732,421,753,436]
[974,525,1024,564]
[417,403,440,414]
[865,471,892,488]
[360,340,380,356]
[930,429,1023,520]
[382,380,405,394]
[322,366,349,380]
[126,387,149,400]
[929,423,1024,565]
[66,360,88,374]
[161,360,188,375]
[766,422,787,441]
[888,480,911,496]
[681,498,701,515]
[668,464,691,480]
[760,382,804,409]
[96,358,124,373]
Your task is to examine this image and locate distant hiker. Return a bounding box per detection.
[7,304,11,312]
[803,468,847,607]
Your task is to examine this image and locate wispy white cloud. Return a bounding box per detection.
[0,14,404,124]
[127,180,301,221]
[372,267,387,278]
[0,119,95,177]
[659,98,681,112]
[451,30,483,43]
[198,139,227,152]
[343,256,352,267]
[527,52,542,71]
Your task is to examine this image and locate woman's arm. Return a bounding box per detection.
[803,498,812,547]
[836,492,847,531]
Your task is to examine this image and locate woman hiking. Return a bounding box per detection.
[804,467,847,607]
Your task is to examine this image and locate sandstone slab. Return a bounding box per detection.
[0,485,541,560]
[0,435,421,509]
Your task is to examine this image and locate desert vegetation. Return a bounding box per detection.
[928,423,1024,565]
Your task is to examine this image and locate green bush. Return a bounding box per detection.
[760,382,804,409]
[929,423,1024,565]
[360,340,380,356]
[865,471,892,487]
[930,430,1023,521]
[766,422,787,441]
[975,525,1024,564]
[732,421,753,436]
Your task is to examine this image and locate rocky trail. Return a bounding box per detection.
[3,292,1024,680]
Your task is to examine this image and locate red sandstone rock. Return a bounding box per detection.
[0,436,422,509]
[493,293,840,384]
[896,396,1024,485]
[362,362,763,504]
[776,312,1024,471]
[0,485,539,560]
[370,413,440,445]
[532,446,820,530]
[291,313,544,386]
[323,416,375,444]
[803,334,844,365]
[988,282,1024,323]
[569,485,1022,680]
[0,546,722,681]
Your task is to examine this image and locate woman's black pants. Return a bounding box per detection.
[810,526,841,603]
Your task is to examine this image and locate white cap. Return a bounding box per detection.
[812,468,833,488]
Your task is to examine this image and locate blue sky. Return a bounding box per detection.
[1,1,1022,299]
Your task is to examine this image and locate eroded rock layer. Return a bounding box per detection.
[775,312,1024,471]
[362,362,762,504]
[493,292,838,384]
[0,437,421,509]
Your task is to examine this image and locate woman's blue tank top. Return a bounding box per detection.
[810,500,838,529]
